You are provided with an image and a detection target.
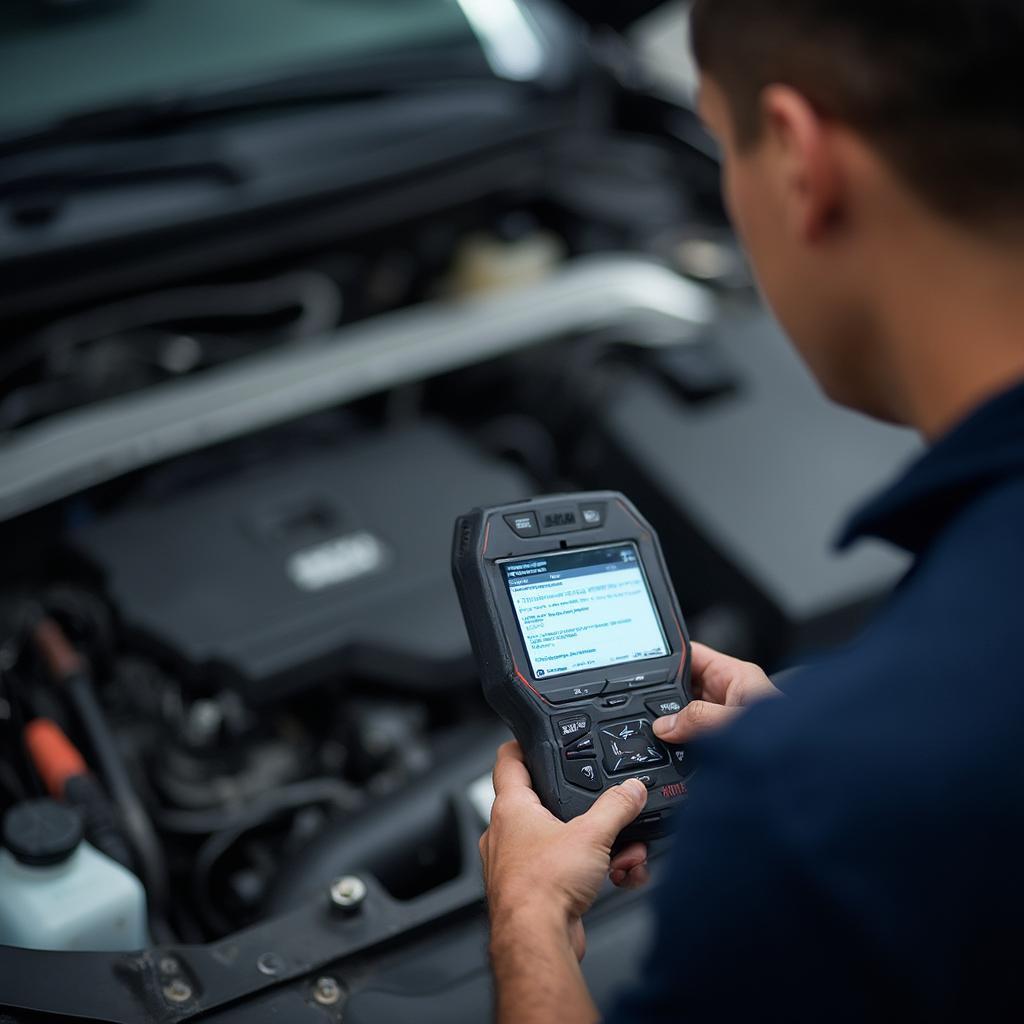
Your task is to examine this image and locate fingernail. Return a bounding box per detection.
[653,714,676,737]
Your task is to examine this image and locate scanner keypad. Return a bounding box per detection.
[598,719,669,776]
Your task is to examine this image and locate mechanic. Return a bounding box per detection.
[479,1,1024,1020]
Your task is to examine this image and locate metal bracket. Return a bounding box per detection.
[0,255,713,521]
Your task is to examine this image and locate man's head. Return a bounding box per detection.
[690,0,1024,423]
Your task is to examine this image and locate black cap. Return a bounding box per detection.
[3,799,83,867]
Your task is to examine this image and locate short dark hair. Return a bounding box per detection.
[690,0,1024,226]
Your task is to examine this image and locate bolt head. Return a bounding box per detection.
[329,875,366,910]
[313,976,341,1006]
[256,951,286,976]
[162,979,192,1004]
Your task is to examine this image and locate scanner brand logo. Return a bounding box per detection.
[287,531,389,592]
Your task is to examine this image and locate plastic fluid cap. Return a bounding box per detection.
[3,799,83,867]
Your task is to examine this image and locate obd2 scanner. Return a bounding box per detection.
[452,492,694,841]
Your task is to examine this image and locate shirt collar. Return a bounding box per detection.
[839,377,1024,555]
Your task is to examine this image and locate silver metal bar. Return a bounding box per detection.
[0,255,714,522]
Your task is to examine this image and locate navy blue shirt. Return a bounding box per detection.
[610,381,1024,1022]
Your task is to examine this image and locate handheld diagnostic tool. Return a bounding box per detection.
[452,492,693,840]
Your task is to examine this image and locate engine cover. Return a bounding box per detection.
[585,313,921,663]
[72,422,533,701]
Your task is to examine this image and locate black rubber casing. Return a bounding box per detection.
[452,492,693,841]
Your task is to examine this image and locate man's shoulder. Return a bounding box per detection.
[813,470,1024,703]
[619,478,1024,1024]
[901,468,1024,606]
[684,473,1024,849]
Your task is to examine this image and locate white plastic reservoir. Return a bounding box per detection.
[0,799,148,952]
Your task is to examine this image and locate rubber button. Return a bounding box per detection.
[644,693,685,718]
[504,512,539,538]
[554,714,591,745]
[670,746,696,778]
[538,508,582,535]
[607,669,670,691]
[566,737,595,755]
[562,758,602,792]
[627,670,670,689]
[579,503,606,529]
[546,681,607,704]
[603,695,629,708]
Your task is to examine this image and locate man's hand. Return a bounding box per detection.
[481,742,648,1023]
[653,641,781,744]
[482,741,648,960]
[480,646,779,1023]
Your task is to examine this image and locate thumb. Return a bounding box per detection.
[653,699,738,743]
[577,779,647,847]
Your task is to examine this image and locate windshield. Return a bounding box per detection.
[0,0,539,135]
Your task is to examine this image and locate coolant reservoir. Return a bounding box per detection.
[0,799,148,951]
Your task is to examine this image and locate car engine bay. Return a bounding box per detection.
[0,4,919,1021]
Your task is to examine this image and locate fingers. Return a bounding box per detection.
[689,641,718,679]
[612,862,651,891]
[652,699,739,743]
[690,642,780,708]
[575,778,647,847]
[690,641,747,704]
[491,741,534,798]
[609,842,649,889]
[610,841,647,875]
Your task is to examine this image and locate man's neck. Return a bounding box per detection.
[873,219,1024,440]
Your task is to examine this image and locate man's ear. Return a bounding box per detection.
[759,84,843,243]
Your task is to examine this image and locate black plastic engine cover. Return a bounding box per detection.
[586,312,921,665]
[71,422,533,701]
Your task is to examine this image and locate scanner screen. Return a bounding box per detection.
[501,543,669,680]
